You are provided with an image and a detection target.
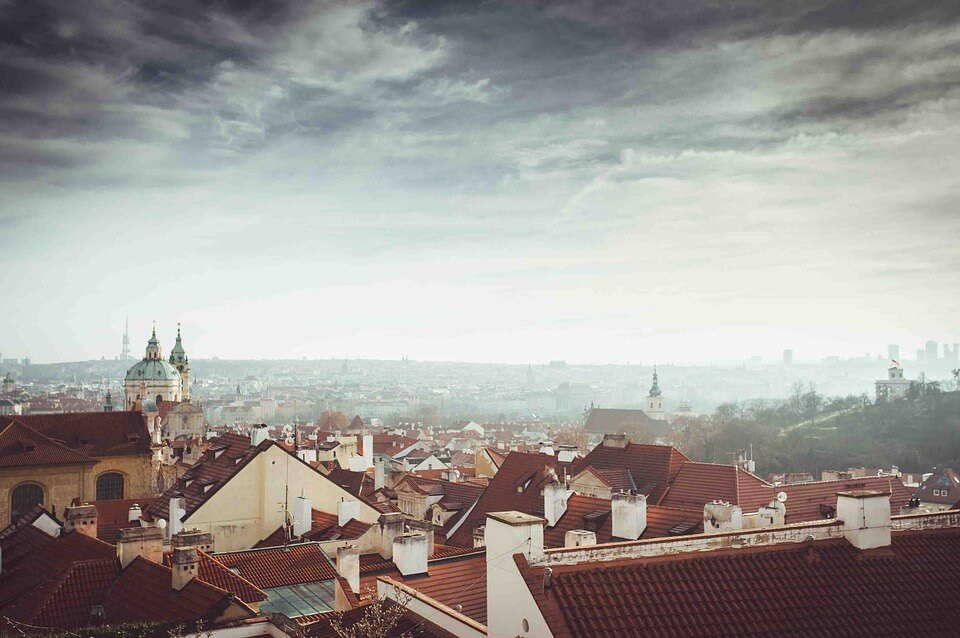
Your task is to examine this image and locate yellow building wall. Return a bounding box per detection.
[0,463,93,526]
[93,454,156,500]
[183,445,382,552]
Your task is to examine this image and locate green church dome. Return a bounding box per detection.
[125,358,182,381]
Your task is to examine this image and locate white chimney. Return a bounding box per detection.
[704,501,742,533]
[393,532,429,576]
[250,423,269,447]
[171,546,199,591]
[169,493,185,538]
[127,503,142,523]
[293,495,312,538]
[757,499,786,527]
[485,512,546,638]
[564,529,597,548]
[544,481,571,527]
[338,499,360,527]
[612,493,647,540]
[374,459,385,490]
[336,545,360,594]
[363,434,373,468]
[837,489,891,550]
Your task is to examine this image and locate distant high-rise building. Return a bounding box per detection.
[925,340,939,361]
[782,349,794,366]
[888,344,900,361]
[917,349,926,362]
[945,344,960,362]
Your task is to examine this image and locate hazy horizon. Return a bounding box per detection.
[2,1,958,364]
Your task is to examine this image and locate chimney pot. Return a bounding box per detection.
[127,503,142,523]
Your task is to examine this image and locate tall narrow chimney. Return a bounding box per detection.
[64,504,98,538]
[250,423,269,447]
[374,459,385,490]
[363,434,373,468]
[612,493,647,540]
[293,496,312,538]
[169,492,185,538]
[117,526,164,567]
[337,545,360,594]
[837,490,891,550]
[171,546,199,591]
[378,512,404,559]
[544,481,571,527]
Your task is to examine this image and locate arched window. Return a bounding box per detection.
[96,472,124,500]
[11,483,44,522]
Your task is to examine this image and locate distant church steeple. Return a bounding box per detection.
[645,367,666,421]
[169,323,190,401]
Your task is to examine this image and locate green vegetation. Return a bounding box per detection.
[673,375,960,477]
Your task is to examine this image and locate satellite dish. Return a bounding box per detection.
[777,491,788,503]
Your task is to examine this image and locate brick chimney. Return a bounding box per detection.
[544,481,571,527]
[378,512,404,559]
[117,526,164,567]
[837,489,891,550]
[171,528,214,553]
[612,492,647,540]
[564,529,597,548]
[171,546,199,591]
[393,532,429,576]
[293,495,312,538]
[64,504,98,538]
[704,501,742,533]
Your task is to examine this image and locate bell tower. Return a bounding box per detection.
[646,367,666,421]
[169,323,190,401]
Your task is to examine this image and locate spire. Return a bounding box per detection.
[145,323,162,360]
[649,366,662,397]
[170,322,187,364]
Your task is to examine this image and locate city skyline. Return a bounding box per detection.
[2,1,959,363]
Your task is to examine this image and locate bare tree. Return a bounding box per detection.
[329,586,413,638]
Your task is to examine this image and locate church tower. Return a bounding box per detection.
[169,323,190,401]
[646,367,666,421]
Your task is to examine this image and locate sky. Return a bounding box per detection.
[1,0,959,364]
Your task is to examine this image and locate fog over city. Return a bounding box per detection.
[2,0,959,364]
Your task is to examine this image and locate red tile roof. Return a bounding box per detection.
[445,451,562,548]
[360,553,488,625]
[103,556,239,624]
[214,543,338,589]
[542,494,703,547]
[658,462,773,512]
[780,475,914,524]
[9,411,152,458]
[574,466,637,491]
[8,559,120,629]
[162,551,267,604]
[326,468,374,498]
[0,419,96,468]
[521,527,960,637]
[359,545,484,575]
[571,440,688,503]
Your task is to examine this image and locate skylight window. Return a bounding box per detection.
[260,580,336,618]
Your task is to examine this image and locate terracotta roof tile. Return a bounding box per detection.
[571,441,688,503]
[103,556,237,624]
[659,462,774,512]
[214,543,337,589]
[8,411,152,458]
[0,420,96,467]
[524,528,960,637]
[162,551,267,605]
[88,498,158,544]
[543,494,702,547]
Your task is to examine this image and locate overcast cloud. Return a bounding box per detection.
[1,0,958,363]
